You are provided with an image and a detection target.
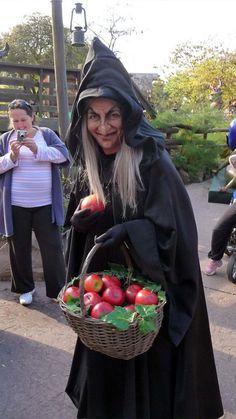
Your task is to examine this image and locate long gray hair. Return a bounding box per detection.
[81,118,144,217]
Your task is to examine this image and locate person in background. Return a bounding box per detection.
[226,118,236,150]
[205,118,236,275]
[64,37,223,419]
[0,99,70,305]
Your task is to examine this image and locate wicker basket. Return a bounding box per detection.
[58,243,166,360]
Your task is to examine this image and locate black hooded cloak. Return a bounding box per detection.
[64,37,223,419]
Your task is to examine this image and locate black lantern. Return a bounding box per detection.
[70,3,87,47]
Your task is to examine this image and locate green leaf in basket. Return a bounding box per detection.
[102,306,137,331]
[65,301,81,313]
[158,290,166,302]
[129,272,163,293]
[138,316,157,335]
[130,270,148,284]
[143,283,162,293]
[135,304,158,335]
[135,304,157,317]
[105,263,130,279]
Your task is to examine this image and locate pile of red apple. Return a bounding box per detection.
[62,272,159,320]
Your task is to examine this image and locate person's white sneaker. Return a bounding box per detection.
[19,289,35,305]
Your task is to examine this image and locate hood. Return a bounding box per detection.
[67,37,164,159]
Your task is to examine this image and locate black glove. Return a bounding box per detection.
[95,224,127,248]
[70,208,103,233]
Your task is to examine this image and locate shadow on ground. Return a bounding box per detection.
[0,331,77,419]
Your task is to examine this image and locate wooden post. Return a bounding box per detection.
[51,0,70,140]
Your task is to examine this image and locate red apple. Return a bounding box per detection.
[102,286,125,306]
[102,274,121,289]
[135,289,158,305]
[84,274,103,293]
[125,284,143,304]
[63,286,80,303]
[124,305,136,311]
[84,291,102,309]
[80,194,105,213]
[91,301,114,319]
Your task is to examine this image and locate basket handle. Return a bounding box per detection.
[79,242,133,316]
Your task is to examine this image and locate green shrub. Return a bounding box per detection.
[152,105,228,131]
[151,106,232,181]
[170,141,221,182]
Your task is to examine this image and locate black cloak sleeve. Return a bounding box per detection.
[123,150,200,347]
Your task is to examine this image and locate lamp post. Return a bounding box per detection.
[51,0,70,139]
[70,3,87,47]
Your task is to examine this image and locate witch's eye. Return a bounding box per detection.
[109,111,121,120]
[87,112,100,122]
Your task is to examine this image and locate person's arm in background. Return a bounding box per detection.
[219,177,236,192]
[35,144,67,163]
[0,137,21,173]
[23,127,71,164]
[219,153,236,192]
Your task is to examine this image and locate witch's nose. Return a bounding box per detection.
[97,119,110,132]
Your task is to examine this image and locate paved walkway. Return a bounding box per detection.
[0,180,236,419]
[187,181,236,419]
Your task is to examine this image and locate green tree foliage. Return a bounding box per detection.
[0,11,135,68]
[150,78,168,112]
[1,14,54,65]
[167,40,228,72]
[152,41,236,113]
[0,13,88,68]
[164,55,236,111]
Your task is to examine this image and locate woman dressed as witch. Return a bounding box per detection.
[64,38,223,419]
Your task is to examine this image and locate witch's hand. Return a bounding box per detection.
[95,224,127,248]
[71,208,103,233]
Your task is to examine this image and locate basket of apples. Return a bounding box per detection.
[58,243,166,360]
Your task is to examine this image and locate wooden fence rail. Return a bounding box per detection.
[0,61,81,133]
[159,124,228,140]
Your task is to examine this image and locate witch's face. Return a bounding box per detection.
[86,98,123,155]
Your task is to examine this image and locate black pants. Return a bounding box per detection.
[8,205,66,298]
[208,201,236,260]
